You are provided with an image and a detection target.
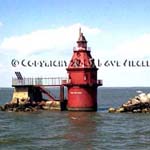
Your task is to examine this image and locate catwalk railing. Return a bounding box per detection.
[12,77,68,86]
[12,77,103,86]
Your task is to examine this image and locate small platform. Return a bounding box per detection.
[10,76,68,111]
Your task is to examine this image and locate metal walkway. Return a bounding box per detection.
[12,77,68,86]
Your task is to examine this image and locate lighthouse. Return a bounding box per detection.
[65,28,102,111]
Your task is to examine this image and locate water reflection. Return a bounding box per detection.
[64,112,98,149]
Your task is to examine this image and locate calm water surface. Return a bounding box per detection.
[0,87,150,150]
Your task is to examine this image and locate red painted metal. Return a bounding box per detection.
[35,85,57,101]
[65,28,102,111]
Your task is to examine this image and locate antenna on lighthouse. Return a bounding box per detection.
[79,27,82,36]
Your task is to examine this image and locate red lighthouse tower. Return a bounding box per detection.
[65,29,102,111]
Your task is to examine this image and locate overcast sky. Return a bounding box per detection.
[0,0,150,87]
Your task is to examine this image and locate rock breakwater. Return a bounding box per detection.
[108,92,150,113]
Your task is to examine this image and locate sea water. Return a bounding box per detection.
[0,87,150,150]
